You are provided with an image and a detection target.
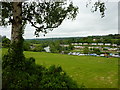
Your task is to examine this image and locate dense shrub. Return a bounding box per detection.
[2,55,80,89]
[32,46,45,52]
[23,41,31,51]
[2,37,10,48]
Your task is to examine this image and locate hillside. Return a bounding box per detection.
[2,48,118,88]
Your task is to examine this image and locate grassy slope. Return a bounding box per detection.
[2,48,118,88]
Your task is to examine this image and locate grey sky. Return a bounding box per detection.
[0,1,118,39]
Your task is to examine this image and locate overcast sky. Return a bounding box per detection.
[0,1,118,39]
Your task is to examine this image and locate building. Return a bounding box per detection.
[112,44,117,47]
[83,43,88,45]
[98,43,104,45]
[93,39,96,41]
[104,47,110,49]
[74,46,84,49]
[108,48,118,51]
[71,43,78,45]
[104,43,111,46]
[78,43,83,45]
[88,46,94,49]
[30,45,35,49]
[44,46,50,52]
[60,44,69,47]
[91,43,97,45]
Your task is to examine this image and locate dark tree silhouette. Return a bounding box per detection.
[0,1,78,63]
[0,0,106,89]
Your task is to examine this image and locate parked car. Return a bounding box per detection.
[72,52,77,55]
[93,53,97,56]
[78,54,85,56]
[89,54,93,56]
[112,54,120,58]
[100,54,104,57]
[76,52,80,55]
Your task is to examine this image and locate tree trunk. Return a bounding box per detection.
[8,2,25,67]
[11,2,22,43]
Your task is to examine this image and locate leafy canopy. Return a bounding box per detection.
[0,1,78,36]
[0,0,106,36]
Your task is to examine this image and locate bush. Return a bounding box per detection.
[32,45,45,52]
[2,37,10,48]
[92,48,101,55]
[39,65,78,88]
[83,47,89,54]
[23,41,31,51]
[2,55,80,89]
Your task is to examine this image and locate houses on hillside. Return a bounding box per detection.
[71,43,118,47]
[60,42,119,54]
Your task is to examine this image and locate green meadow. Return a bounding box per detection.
[2,48,118,88]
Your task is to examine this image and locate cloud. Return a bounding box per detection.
[0,1,118,39]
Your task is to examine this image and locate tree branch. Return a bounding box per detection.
[23,17,63,31]
[23,17,44,31]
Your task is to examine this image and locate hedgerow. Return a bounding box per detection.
[2,54,81,89]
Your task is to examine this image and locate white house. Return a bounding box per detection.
[112,44,117,46]
[88,46,94,49]
[93,39,96,41]
[104,47,110,49]
[98,43,104,45]
[83,43,88,45]
[44,46,50,52]
[75,43,79,45]
[71,43,78,45]
[108,48,118,51]
[104,43,111,46]
[74,46,84,49]
[30,45,35,49]
[78,43,83,45]
[91,43,97,45]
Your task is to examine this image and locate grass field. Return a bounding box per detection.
[2,48,118,88]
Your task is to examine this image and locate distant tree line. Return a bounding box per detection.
[25,34,120,45]
[1,34,120,53]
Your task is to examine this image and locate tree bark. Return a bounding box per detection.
[11,2,22,43]
[8,2,25,66]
